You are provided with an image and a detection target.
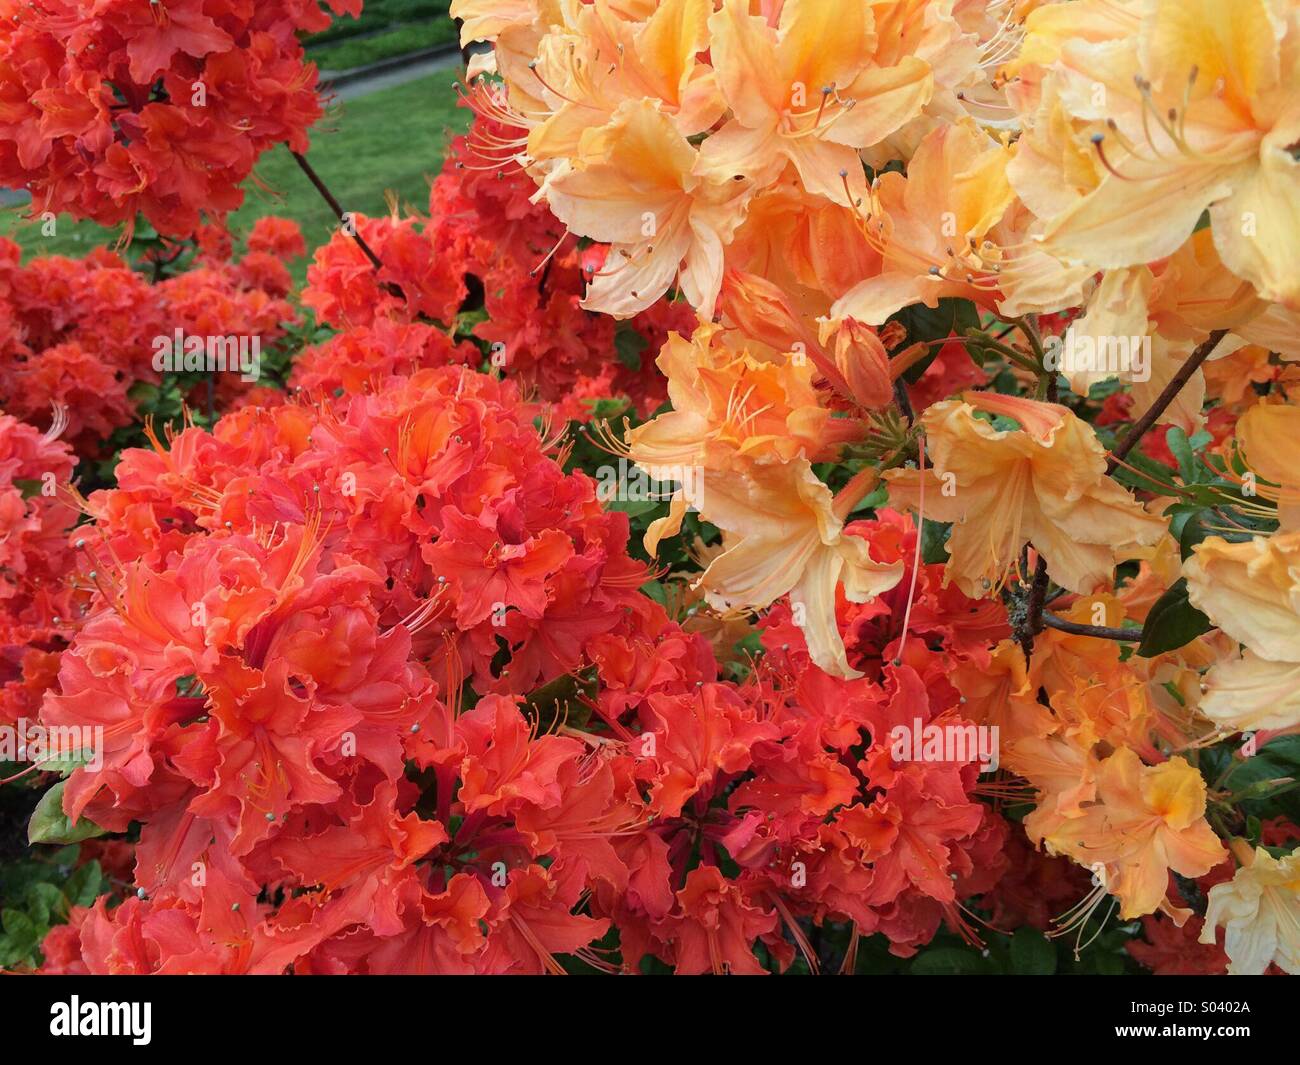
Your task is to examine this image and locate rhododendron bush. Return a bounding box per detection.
[0,0,1299,979]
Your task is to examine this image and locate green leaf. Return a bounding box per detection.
[1166,426,1196,483]
[63,861,106,909]
[909,947,991,975]
[28,781,106,845]
[1009,927,1057,975]
[1168,506,1214,560]
[614,326,649,371]
[604,497,661,518]
[920,519,951,565]
[24,881,67,926]
[1136,578,1213,657]
[0,908,40,966]
[1109,447,1181,495]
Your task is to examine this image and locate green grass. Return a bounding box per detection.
[0,66,471,282]
[309,21,457,71]
[307,0,451,46]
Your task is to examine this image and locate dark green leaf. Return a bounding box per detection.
[614,326,649,371]
[1010,927,1056,975]
[909,947,991,975]
[1136,579,1212,657]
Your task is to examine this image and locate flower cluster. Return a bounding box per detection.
[445,0,1300,973]
[294,112,695,418]
[0,226,300,455]
[0,413,80,729]
[0,0,361,236]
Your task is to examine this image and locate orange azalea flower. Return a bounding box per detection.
[726,182,881,314]
[1200,649,1300,733]
[1029,595,1200,758]
[623,320,863,475]
[683,462,902,679]
[1200,844,1300,975]
[696,0,934,205]
[1034,748,1226,919]
[952,638,1056,746]
[1237,402,1300,530]
[886,392,1168,598]
[830,119,1016,324]
[524,0,726,162]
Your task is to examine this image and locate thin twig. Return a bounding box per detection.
[1042,611,1142,642]
[290,150,406,300]
[1106,329,1228,472]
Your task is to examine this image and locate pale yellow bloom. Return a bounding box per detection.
[1184,533,1300,663]
[1200,846,1300,975]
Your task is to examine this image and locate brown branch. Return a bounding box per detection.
[1042,611,1142,642]
[290,150,406,301]
[1021,556,1050,655]
[1106,329,1228,472]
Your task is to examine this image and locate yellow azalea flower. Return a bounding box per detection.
[1183,532,1300,663]
[1117,525,1183,622]
[830,119,1016,324]
[1009,0,1142,77]
[1033,0,1300,309]
[696,0,934,205]
[885,392,1168,598]
[1035,748,1226,919]
[717,270,895,409]
[690,462,903,679]
[449,0,539,51]
[1238,402,1300,530]
[1010,731,1100,833]
[1200,844,1300,975]
[1058,274,1211,434]
[985,199,1096,318]
[539,99,751,317]
[1055,233,1297,405]
[1145,229,1300,358]
[859,0,1026,154]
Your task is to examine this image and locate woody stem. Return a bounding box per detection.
[1041,611,1141,642]
[290,151,406,301]
[1106,329,1228,472]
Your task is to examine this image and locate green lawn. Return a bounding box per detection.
[310,20,458,71]
[307,0,451,46]
[0,65,471,278]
